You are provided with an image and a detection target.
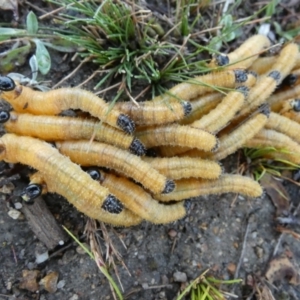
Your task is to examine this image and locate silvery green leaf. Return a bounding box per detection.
[26,11,39,34]
[33,39,51,75]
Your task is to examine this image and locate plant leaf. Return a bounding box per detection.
[26,11,39,35]
[33,39,51,75]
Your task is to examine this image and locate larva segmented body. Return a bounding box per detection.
[0,111,145,156]
[244,129,300,164]
[136,124,218,151]
[114,100,192,125]
[55,140,175,195]
[87,169,187,224]
[151,70,248,102]
[155,174,263,202]
[0,77,135,134]
[142,156,222,180]
[266,112,300,144]
[190,86,248,133]
[210,105,270,161]
[209,34,271,69]
[0,134,141,226]
[237,43,299,118]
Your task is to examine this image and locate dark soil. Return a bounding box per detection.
[0,1,300,300]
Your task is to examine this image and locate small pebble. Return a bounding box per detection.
[173,271,187,283]
[8,209,21,220]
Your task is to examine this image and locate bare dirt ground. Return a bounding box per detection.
[0,1,300,300]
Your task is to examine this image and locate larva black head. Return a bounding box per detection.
[268,70,281,84]
[0,110,10,123]
[162,179,175,194]
[21,184,42,204]
[102,194,123,214]
[0,76,15,91]
[234,70,248,83]
[258,103,270,117]
[236,86,249,97]
[214,54,229,66]
[182,101,192,116]
[292,99,300,112]
[129,138,146,156]
[117,114,135,134]
[86,168,102,181]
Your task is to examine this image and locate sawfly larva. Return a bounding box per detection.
[0,77,135,134]
[114,100,192,125]
[136,124,218,152]
[0,134,142,226]
[265,112,300,144]
[155,174,263,202]
[208,34,271,69]
[244,129,300,164]
[279,98,300,114]
[210,105,270,161]
[0,110,145,156]
[55,140,175,195]
[236,43,299,118]
[142,156,223,180]
[151,70,248,102]
[86,169,188,224]
[190,86,248,133]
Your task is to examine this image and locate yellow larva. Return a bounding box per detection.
[279,98,300,115]
[55,140,175,195]
[87,169,187,224]
[244,129,300,164]
[0,134,142,226]
[136,124,218,151]
[209,105,270,161]
[114,99,192,125]
[190,86,248,133]
[250,52,300,75]
[236,43,299,118]
[0,110,145,156]
[142,156,222,180]
[155,174,263,202]
[208,34,271,69]
[265,112,300,144]
[151,69,248,102]
[0,78,135,134]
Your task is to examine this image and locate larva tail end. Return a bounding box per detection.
[0,110,10,123]
[236,85,249,97]
[247,70,258,78]
[182,101,192,116]
[211,137,220,153]
[21,184,42,204]
[162,179,176,194]
[214,54,229,66]
[268,70,281,83]
[0,76,15,91]
[258,103,271,117]
[117,114,135,134]
[129,138,146,156]
[102,194,124,214]
[234,70,248,83]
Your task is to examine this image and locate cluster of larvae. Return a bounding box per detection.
[0,34,299,227]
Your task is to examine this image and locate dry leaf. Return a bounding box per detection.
[260,174,290,216]
[265,256,300,285]
[40,271,59,293]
